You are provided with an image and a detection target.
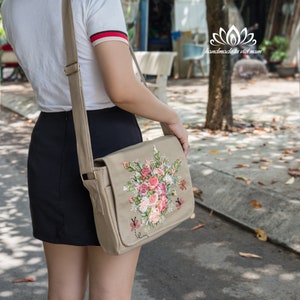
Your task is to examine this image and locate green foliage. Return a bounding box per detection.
[259,36,289,63]
[0,26,6,42]
[0,21,6,44]
[0,0,6,44]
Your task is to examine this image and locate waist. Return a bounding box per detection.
[39,106,119,119]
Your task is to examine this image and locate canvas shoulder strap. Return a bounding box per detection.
[61,0,172,180]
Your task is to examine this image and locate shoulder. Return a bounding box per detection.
[83,0,128,45]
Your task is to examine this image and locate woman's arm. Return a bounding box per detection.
[93,41,189,154]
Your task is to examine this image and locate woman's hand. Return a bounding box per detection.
[166,119,189,156]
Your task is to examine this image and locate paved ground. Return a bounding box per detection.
[166,77,300,254]
[1,76,300,299]
[1,77,300,253]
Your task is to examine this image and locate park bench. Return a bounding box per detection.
[0,44,26,82]
[133,51,177,103]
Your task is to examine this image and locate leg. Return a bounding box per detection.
[186,59,194,79]
[198,59,206,77]
[43,242,88,300]
[88,246,141,300]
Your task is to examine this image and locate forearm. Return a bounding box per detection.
[112,80,180,125]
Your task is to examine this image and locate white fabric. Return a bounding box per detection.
[1,0,128,112]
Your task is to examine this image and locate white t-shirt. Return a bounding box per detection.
[2,0,128,112]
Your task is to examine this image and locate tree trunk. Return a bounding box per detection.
[205,0,233,131]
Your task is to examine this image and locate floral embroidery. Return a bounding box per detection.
[179,179,187,190]
[123,145,186,233]
[176,197,184,209]
[130,217,140,231]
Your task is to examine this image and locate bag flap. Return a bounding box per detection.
[95,136,194,247]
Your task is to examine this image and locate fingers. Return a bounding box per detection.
[166,122,189,156]
[179,134,189,156]
[181,139,189,156]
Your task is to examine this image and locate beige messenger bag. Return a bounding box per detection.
[62,0,195,255]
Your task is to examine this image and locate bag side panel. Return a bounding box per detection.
[83,167,123,255]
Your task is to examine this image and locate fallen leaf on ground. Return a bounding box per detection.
[252,159,260,164]
[250,199,263,208]
[239,252,262,259]
[215,157,227,161]
[259,165,269,170]
[234,164,250,168]
[255,229,268,241]
[279,156,288,162]
[285,177,295,185]
[188,129,201,134]
[235,176,251,185]
[253,128,271,134]
[236,145,247,149]
[239,129,253,134]
[288,170,300,178]
[260,158,272,163]
[257,181,266,186]
[193,187,203,200]
[227,149,233,155]
[12,276,36,283]
[209,149,219,155]
[191,223,205,231]
[281,148,298,155]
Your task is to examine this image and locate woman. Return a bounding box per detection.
[1,0,188,299]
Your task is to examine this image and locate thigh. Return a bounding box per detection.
[87,246,141,300]
[43,242,88,300]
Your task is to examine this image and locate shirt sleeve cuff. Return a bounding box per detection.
[90,31,129,47]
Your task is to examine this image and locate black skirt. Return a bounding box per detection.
[27,106,143,246]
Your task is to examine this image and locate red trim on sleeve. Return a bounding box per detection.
[90,31,128,44]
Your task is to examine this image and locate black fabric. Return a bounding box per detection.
[27,106,143,246]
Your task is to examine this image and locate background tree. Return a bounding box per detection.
[205,0,233,131]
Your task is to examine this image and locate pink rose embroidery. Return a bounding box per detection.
[141,166,151,179]
[148,176,159,190]
[149,193,158,205]
[158,182,167,195]
[149,208,161,224]
[154,168,164,176]
[123,145,186,230]
[157,199,168,213]
[139,200,149,213]
[139,183,149,195]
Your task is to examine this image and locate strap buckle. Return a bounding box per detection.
[82,172,96,181]
[64,62,79,76]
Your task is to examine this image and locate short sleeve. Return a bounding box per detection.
[86,0,128,47]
